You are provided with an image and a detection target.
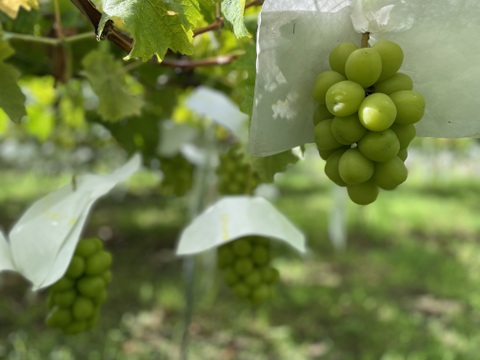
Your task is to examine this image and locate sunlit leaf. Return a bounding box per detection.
[98,0,199,61]
[221,0,250,38]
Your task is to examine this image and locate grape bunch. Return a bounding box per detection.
[312,39,425,205]
[159,154,195,197]
[216,145,260,196]
[217,236,280,304]
[45,238,112,334]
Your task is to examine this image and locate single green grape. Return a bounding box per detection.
[65,255,85,279]
[372,40,404,82]
[45,306,72,329]
[76,276,106,298]
[347,180,379,205]
[233,283,250,298]
[326,80,366,117]
[234,258,254,276]
[50,276,75,293]
[373,156,408,190]
[312,71,346,104]
[251,244,271,266]
[338,148,374,185]
[329,41,358,76]
[75,238,101,258]
[53,290,76,307]
[72,297,96,320]
[358,93,397,131]
[374,72,413,94]
[250,284,272,304]
[244,270,263,287]
[390,123,416,149]
[232,238,252,257]
[260,267,280,283]
[314,119,343,151]
[318,148,340,161]
[313,104,333,125]
[325,148,349,187]
[93,289,108,305]
[345,47,382,88]
[102,270,112,285]
[390,90,426,125]
[85,250,112,276]
[357,129,400,162]
[331,114,367,145]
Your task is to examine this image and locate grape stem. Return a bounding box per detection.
[361,32,370,48]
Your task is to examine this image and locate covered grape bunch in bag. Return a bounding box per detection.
[45,238,113,334]
[312,37,425,205]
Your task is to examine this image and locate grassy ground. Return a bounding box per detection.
[1,151,480,359]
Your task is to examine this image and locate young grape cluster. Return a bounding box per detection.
[217,236,280,304]
[159,154,194,197]
[45,238,112,334]
[216,146,260,196]
[312,39,425,205]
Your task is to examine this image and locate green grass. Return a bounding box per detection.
[2,163,480,359]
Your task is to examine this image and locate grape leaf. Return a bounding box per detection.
[250,150,300,183]
[0,0,37,19]
[221,0,250,38]
[81,50,144,122]
[0,63,26,122]
[98,0,199,61]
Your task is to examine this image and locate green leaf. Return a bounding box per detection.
[99,0,199,61]
[0,63,26,122]
[221,0,250,38]
[81,50,144,122]
[250,150,300,183]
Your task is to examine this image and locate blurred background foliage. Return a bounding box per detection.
[2,1,480,360]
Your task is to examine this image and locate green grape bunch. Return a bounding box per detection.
[312,39,425,205]
[159,154,195,197]
[217,236,280,304]
[216,146,261,196]
[45,238,113,335]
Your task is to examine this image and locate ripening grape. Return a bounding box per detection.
[374,72,413,95]
[390,124,416,149]
[312,71,346,103]
[357,129,400,162]
[314,119,343,151]
[372,156,408,190]
[324,148,348,187]
[325,80,366,116]
[329,41,358,76]
[312,38,425,205]
[338,148,374,185]
[389,90,426,125]
[347,180,379,205]
[331,114,367,145]
[358,93,397,131]
[45,238,113,334]
[345,47,382,88]
[217,236,279,304]
[372,40,404,82]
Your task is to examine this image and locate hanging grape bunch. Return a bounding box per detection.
[159,154,195,197]
[216,236,280,304]
[312,38,425,205]
[216,145,261,196]
[216,147,279,304]
[45,238,113,334]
